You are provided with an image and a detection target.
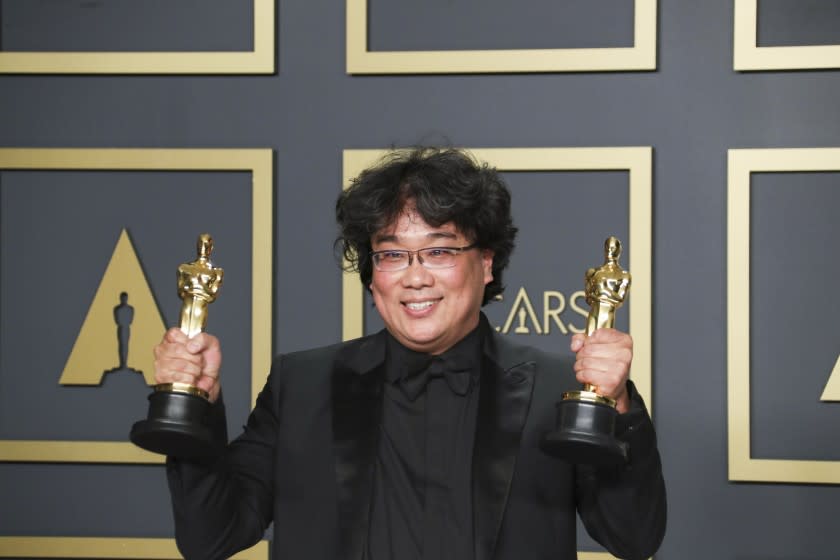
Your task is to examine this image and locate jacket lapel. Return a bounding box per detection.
[473,330,536,560]
[331,332,387,560]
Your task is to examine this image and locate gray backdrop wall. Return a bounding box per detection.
[2,1,840,559]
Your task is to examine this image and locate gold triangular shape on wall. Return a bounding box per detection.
[59,229,166,386]
[499,287,543,335]
[820,354,840,402]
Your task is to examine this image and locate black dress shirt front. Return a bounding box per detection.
[366,325,483,560]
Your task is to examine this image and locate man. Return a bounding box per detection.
[155,147,666,560]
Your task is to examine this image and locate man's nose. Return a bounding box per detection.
[401,255,433,286]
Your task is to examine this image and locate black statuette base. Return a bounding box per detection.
[130,390,220,458]
[540,398,628,466]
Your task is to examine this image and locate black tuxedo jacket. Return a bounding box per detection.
[167,324,666,560]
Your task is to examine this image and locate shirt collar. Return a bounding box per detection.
[384,321,483,385]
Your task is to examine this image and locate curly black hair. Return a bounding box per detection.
[335,147,518,305]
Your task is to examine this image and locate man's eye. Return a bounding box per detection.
[380,251,406,260]
[425,248,454,258]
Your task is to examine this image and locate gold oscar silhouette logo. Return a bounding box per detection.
[820,354,840,401]
[500,287,543,334]
[59,229,166,386]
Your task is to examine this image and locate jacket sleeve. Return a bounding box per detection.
[574,380,667,560]
[165,356,287,560]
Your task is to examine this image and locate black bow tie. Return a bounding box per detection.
[399,356,473,401]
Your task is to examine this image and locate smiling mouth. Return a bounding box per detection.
[404,301,436,311]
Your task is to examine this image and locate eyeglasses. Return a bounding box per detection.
[370,244,478,271]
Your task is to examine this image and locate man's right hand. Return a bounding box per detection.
[153,327,222,403]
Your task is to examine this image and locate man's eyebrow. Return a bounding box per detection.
[372,233,398,244]
[372,231,458,244]
[426,232,457,241]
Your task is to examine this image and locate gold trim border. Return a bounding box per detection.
[0,0,274,74]
[733,0,840,71]
[0,148,273,463]
[342,147,653,410]
[728,147,840,483]
[346,0,657,74]
[0,536,268,558]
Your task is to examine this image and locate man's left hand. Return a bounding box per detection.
[570,328,633,413]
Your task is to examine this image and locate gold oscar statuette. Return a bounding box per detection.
[540,236,631,466]
[130,234,224,458]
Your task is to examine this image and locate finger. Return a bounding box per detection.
[154,339,203,365]
[575,362,624,385]
[574,349,631,388]
[576,345,633,368]
[574,367,627,400]
[184,332,219,354]
[195,374,219,400]
[574,357,625,381]
[153,332,209,384]
[570,334,585,353]
[575,345,633,373]
[577,331,632,361]
[163,327,188,344]
[587,327,632,345]
[575,351,631,376]
[182,333,221,376]
[154,355,203,384]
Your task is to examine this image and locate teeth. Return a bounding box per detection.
[406,301,434,310]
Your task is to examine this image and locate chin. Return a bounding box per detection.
[402,331,445,351]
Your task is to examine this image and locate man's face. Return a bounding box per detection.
[369,210,494,355]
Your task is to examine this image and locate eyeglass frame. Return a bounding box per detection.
[369,243,479,271]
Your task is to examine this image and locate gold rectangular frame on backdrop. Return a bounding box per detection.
[728,147,840,483]
[346,0,657,73]
[341,147,653,412]
[0,148,273,463]
[733,0,840,70]
[0,537,268,559]
[0,0,274,74]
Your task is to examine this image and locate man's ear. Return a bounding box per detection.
[482,250,495,285]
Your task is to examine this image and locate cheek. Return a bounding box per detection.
[369,275,391,304]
